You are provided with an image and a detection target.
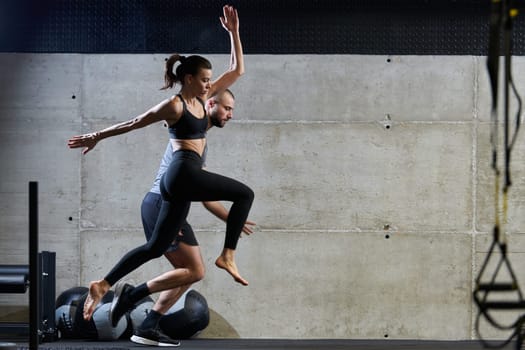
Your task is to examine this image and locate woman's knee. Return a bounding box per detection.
[242,185,255,203]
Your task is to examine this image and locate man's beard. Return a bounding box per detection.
[210,116,225,128]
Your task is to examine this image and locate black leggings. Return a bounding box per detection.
[104,150,254,285]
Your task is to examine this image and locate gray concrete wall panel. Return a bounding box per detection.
[477,56,525,123]
[476,124,525,234]
[233,55,475,122]
[0,54,82,304]
[202,122,472,232]
[185,230,471,339]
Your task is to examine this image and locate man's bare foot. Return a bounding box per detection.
[83,280,110,321]
[215,254,248,286]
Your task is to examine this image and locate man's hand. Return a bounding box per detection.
[242,220,256,235]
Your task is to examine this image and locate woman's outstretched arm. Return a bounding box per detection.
[68,97,181,154]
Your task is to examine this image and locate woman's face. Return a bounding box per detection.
[188,68,212,98]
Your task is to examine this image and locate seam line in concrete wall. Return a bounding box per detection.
[469,57,480,340]
[78,54,86,286]
[229,120,477,125]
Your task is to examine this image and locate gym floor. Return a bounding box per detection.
[1,338,517,350]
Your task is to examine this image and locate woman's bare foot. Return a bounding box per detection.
[83,279,110,321]
[215,249,248,286]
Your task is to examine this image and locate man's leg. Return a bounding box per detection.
[131,243,205,346]
[146,242,205,294]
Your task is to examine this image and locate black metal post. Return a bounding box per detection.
[29,181,39,349]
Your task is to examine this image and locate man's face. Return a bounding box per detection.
[208,93,235,128]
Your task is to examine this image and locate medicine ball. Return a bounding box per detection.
[55,286,88,339]
[128,296,155,330]
[73,291,128,340]
[159,289,209,339]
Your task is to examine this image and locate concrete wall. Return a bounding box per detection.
[1,53,525,340]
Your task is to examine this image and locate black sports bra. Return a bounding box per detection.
[168,94,208,139]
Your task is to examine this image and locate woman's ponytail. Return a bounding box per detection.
[161,54,185,90]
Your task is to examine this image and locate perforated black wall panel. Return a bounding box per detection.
[1,0,524,55]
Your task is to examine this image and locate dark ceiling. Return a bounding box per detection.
[0,0,523,55]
